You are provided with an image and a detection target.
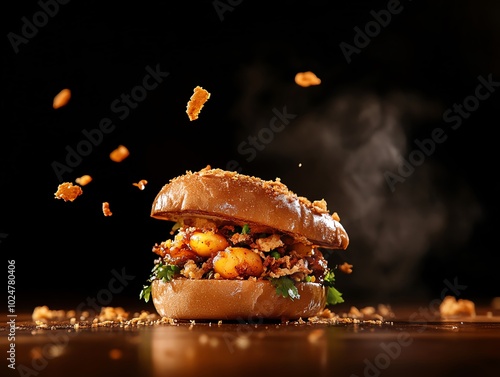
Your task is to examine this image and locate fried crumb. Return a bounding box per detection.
[294,71,321,87]
[439,296,476,318]
[102,202,113,216]
[109,145,130,162]
[53,88,71,109]
[132,179,148,190]
[32,306,67,321]
[186,86,210,121]
[54,182,83,202]
[339,262,353,274]
[75,175,92,186]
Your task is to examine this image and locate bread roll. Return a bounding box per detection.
[151,166,348,249]
[151,279,326,320]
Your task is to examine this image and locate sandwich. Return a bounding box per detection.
[140,166,349,320]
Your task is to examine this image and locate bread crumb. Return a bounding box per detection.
[295,71,321,87]
[186,86,210,121]
[53,88,71,109]
[132,179,148,190]
[75,175,92,186]
[102,202,113,216]
[339,262,353,274]
[109,145,129,162]
[54,182,83,202]
[439,296,476,318]
[312,199,328,211]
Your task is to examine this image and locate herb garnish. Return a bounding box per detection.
[270,276,300,300]
[323,270,344,305]
[139,262,180,303]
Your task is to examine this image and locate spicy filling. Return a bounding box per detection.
[140,218,345,305]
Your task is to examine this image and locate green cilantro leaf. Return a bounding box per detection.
[139,262,180,302]
[323,270,336,285]
[156,264,180,282]
[139,285,152,303]
[326,286,344,305]
[241,224,250,234]
[270,277,300,301]
[323,269,344,305]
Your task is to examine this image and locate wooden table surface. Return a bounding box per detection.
[2,305,500,377]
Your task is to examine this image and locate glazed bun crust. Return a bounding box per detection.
[151,279,326,320]
[151,166,349,249]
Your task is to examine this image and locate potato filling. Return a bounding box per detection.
[151,220,328,283]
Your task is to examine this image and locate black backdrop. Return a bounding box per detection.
[2,0,499,313]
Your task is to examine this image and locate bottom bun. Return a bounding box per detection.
[151,279,326,321]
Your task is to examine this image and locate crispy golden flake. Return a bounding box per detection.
[109,145,130,162]
[186,86,210,121]
[294,71,321,87]
[54,182,83,202]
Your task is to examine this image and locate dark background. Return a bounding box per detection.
[2,0,499,314]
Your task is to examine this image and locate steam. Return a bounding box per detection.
[231,64,483,301]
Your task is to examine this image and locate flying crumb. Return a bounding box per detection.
[186,86,210,121]
[109,145,129,162]
[102,202,113,216]
[54,182,83,202]
[294,71,321,87]
[75,175,92,186]
[298,163,302,167]
[339,262,353,274]
[132,179,148,190]
[53,88,71,109]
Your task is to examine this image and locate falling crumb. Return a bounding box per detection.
[102,202,113,216]
[132,179,148,190]
[298,163,302,167]
[109,349,123,360]
[109,145,130,162]
[53,88,71,109]
[75,175,92,186]
[186,86,210,121]
[439,296,476,318]
[339,262,353,274]
[54,182,83,202]
[294,71,321,87]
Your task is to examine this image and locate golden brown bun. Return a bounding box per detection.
[151,166,349,249]
[151,279,326,320]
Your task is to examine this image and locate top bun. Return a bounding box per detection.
[151,166,349,249]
